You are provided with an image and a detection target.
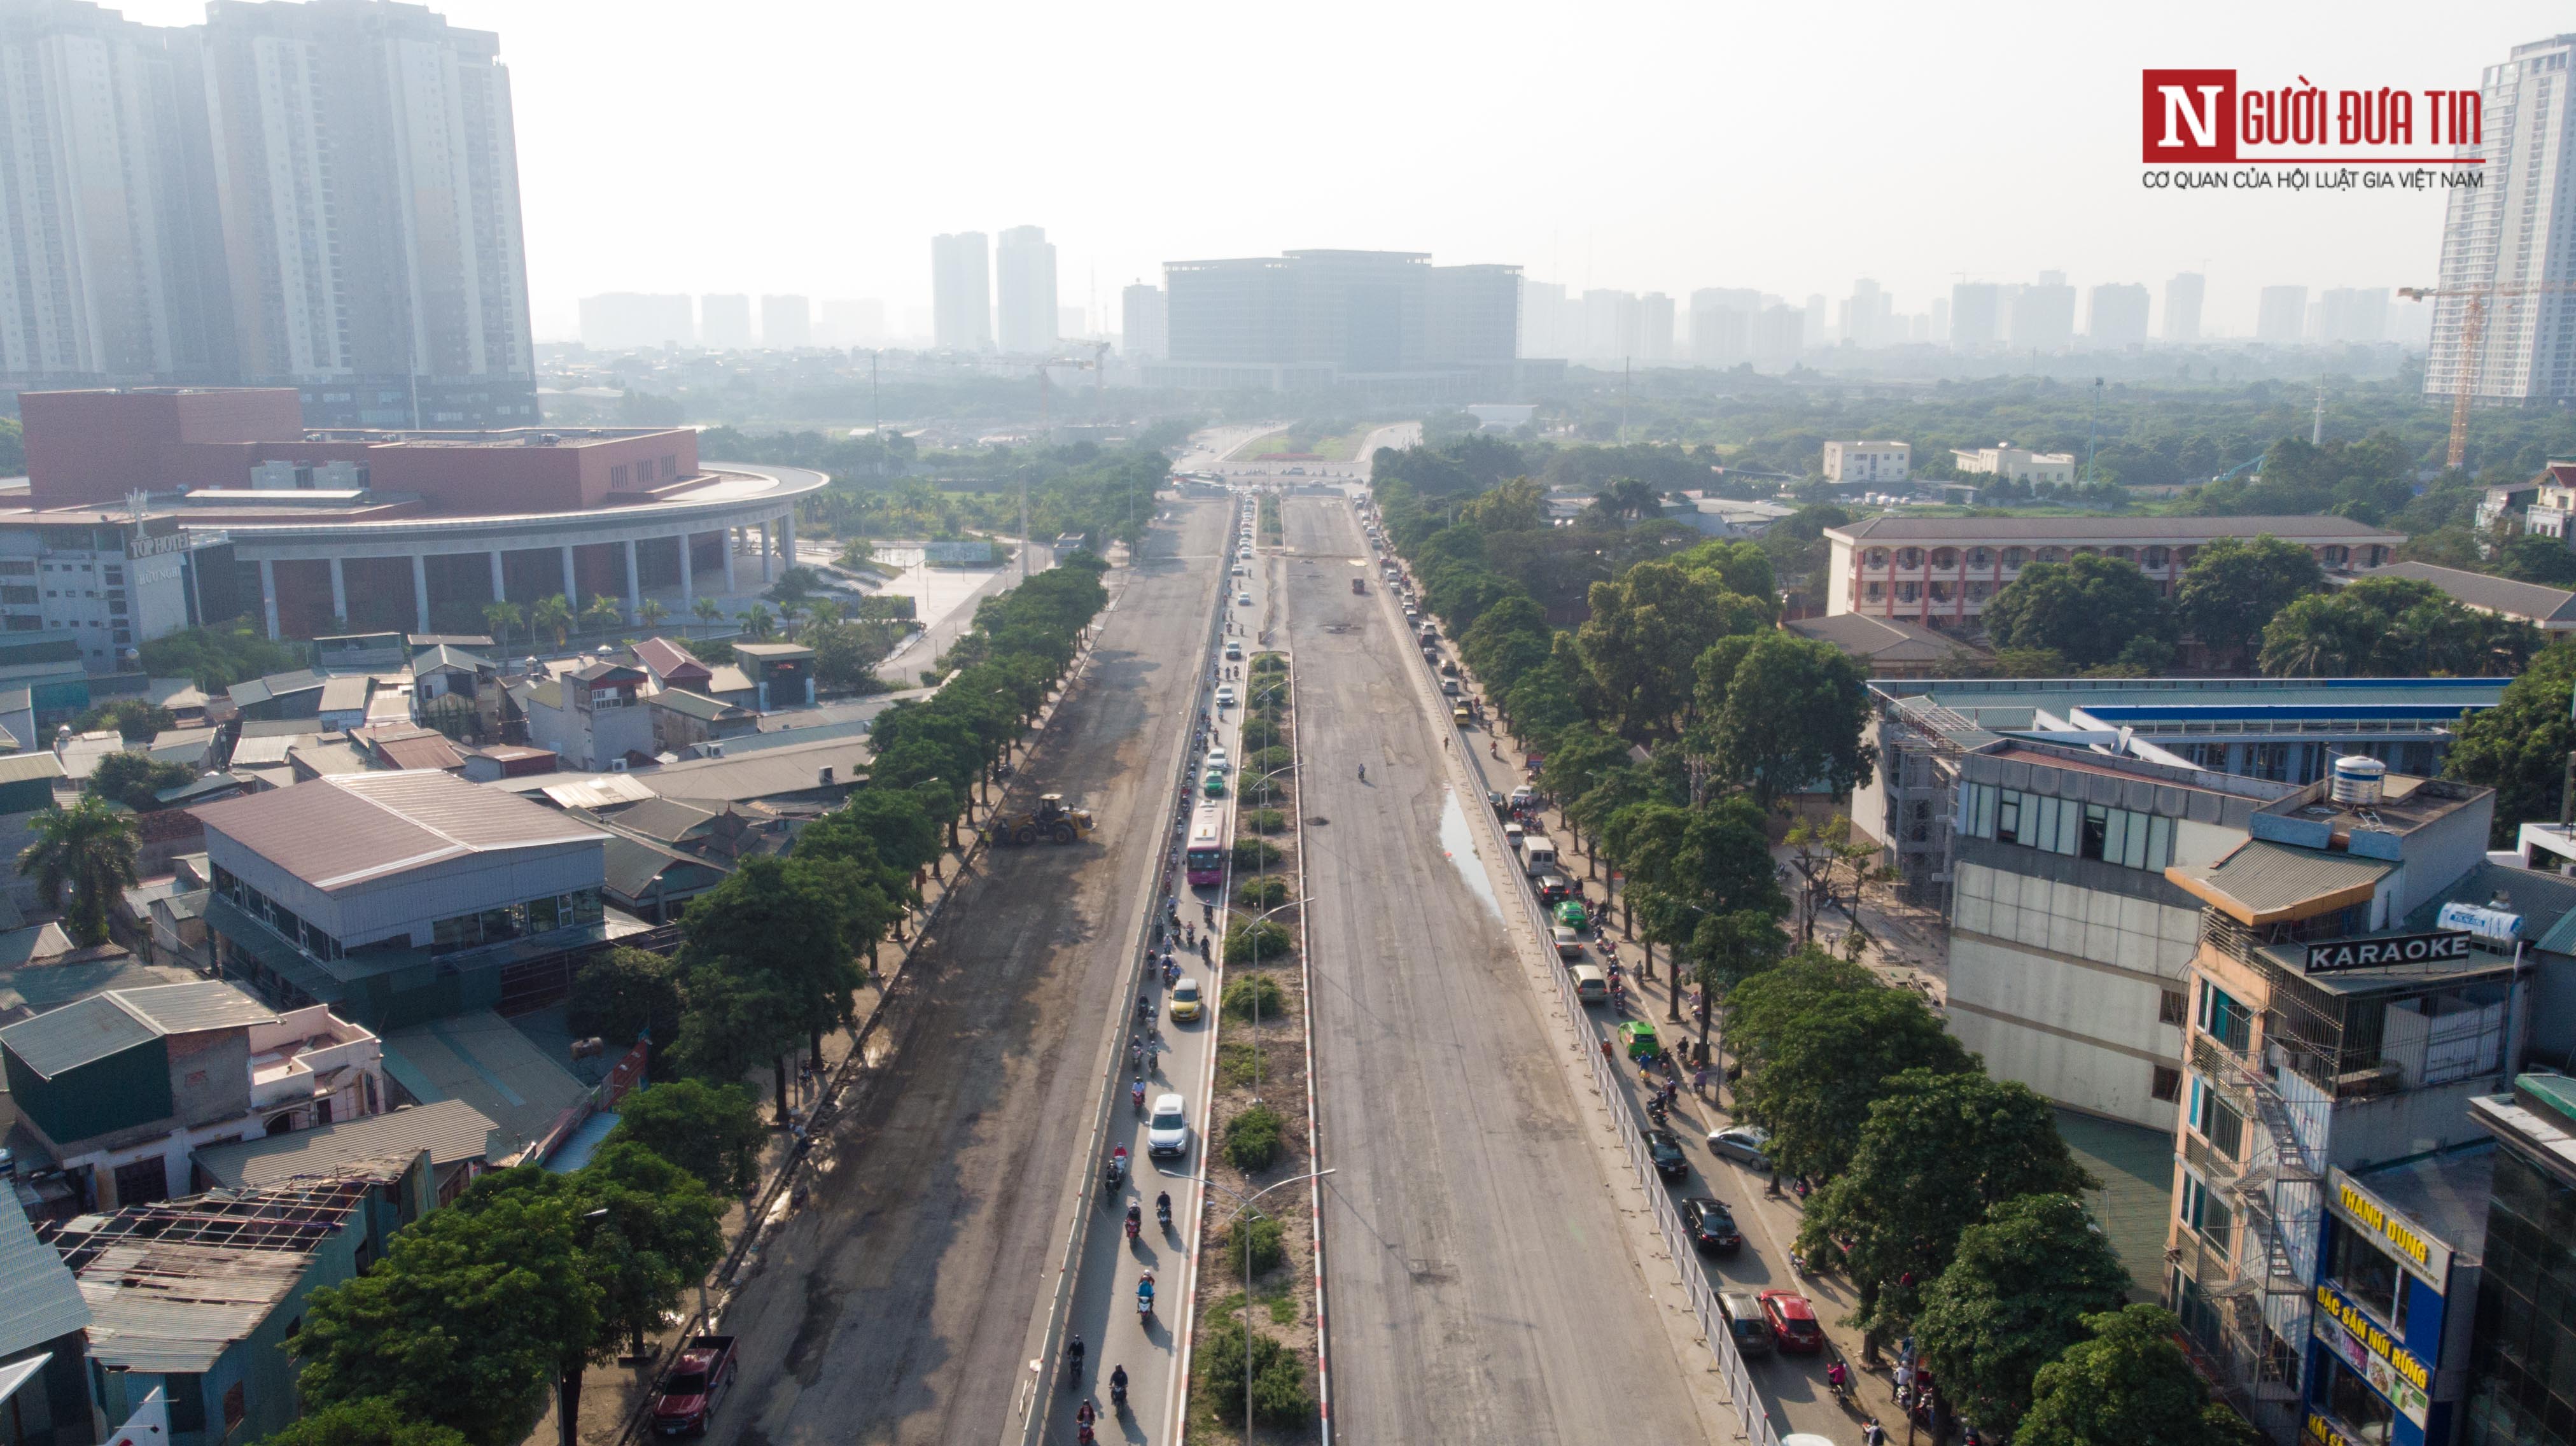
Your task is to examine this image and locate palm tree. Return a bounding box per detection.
[806,598,846,629]
[20,796,138,946]
[531,594,575,649]
[580,594,625,635]
[736,603,775,639]
[482,600,523,649]
[692,597,724,637]
[639,598,669,631]
[776,602,805,640]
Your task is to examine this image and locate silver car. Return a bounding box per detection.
[1707,1125,1772,1170]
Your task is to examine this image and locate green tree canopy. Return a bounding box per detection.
[2260,574,2541,677]
[1705,632,1874,806]
[2447,636,2576,844]
[1802,1069,2094,1335]
[2173,535,2326,668]
[603,1079,769,1197]
[1726,950,1974,1179]
[1914,1193,2134,1435]
[1574,558,1772,740]
[675,857,862,1118]
[2015,1305,2261,1446]
[566,946,682,1058]
[18,795,139,946]
[253,1397,473,1446]
[1982,554,2176,669]
[83,750,195,810]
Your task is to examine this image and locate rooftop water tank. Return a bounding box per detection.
[2331,754,2388,807]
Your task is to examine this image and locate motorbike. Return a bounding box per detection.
[1131,1080,1145,1115]
[1102,1145,1128,1194]
[1124,1204,1142,1242]
[1110,1368,1129,1409]
[1156,1193,1172,1230]
[1063,1338,1085,1391]
[1136,1272,1156,1321]
[1646,1097,1669,1127]
[1136,994,1154,1023]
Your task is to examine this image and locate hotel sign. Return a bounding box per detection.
[2327,1166,2453,1288]
[2304,930,2470,974]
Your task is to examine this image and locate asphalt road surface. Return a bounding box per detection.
[710,501,1224,1446]
[1282,496,1723,1445]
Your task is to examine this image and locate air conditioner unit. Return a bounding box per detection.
[818,766,835,785]
[609,759,629,773]
[706,741,724,758]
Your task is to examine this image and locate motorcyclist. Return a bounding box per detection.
[1828,1359,1849,1393]
[1137,1270,1156,1313]
[1156,1190,1173,1225]
[1110,1364,1130,1405]
[1131,1079,1146,1113]
[1125,1203,1141,1239]
[1065,1333,1085,1382]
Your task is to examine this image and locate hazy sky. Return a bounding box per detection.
[112,0,2576,340]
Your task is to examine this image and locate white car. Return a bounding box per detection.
[1232,565,1249,576]
[1147,1093,1191,1158]
[1224,640,1243,660]
[1236,592,1252,606]
[1215,685,1237,708]
[1206,746,1231,773]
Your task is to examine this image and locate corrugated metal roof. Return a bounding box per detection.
[0,994,156,1078]
[317,677,371,711]
[77,1243,305,1373]
[192,1100,495,1188]
[225,734,311,767]
[382,1013,587,1161]
[538,774,658,810]
[410,644,492,673]
[2166,839,2391,925]
[111,981,277,1035]
[650,689,745,723]
[632,638,704,679]
[610,797,717,843]
[193,771,606,892]
[375,734,465,771]
[0,1194,87,1355]
[0,754,62,787]
[2379,561,2576,627]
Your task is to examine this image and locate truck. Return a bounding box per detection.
[1351,577,1366,595]
[652,1335,738,1436]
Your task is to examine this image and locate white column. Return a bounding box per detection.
[412,554,431,633]
[328,558,348,624]
[623,538,641,621]
[559,544,577,602]
[677,532,694,607]
[260,560,280,640]
[760,521,773,583]
[489,550,507,605]
[722,528,737,594]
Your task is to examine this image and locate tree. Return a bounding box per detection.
[2449,636,2576,843]
[73,698,175,741]
[83,750,194,810]
[291,1188,601,1446]
[2015,1305,2261,1446]
[565,946,682,1058]
[1707,633,1874,806]
[1684,909,1786,1047]
[1800,1069,2094,1336]
[18,796,139,946]
[1915,1194,2134,1436]
[136,619,305,690]
[675,856,860,1120]
[736,602,776,638]
[482,600,523,649]
[2260,574,2540,677]
[692,597,724,636]
[639,598,669,630]
[1983,555,2175,669]
[1725,950,1973,1180]
[530,594,575,649]
[2173,535,2326,669]
[2498,530,2576,587]
[254,1398,472,1446]
[1574,558,1772,740]
[580,594,624,633]
[604,1080,768,1197]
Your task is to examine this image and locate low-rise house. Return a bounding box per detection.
[146,726,218,771]
[221,670,325,722]
[516,662,652,771]
[192,1097,496,1204]
[1782,613,1972,679]
[457,743,557,782]
[195,770,648,1030]
[2376,561,2576,633]
[57,1155,431,1446]
[408,644,502,738]
[379,1011,588,1165]
[732,642,816,710]
[353,724,464,773]
[632,636,713,694]
[0,980,382,1211]
[649,689,758,753]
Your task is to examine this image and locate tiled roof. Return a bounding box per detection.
[1826,514,2404,543]
[1782,613,1961,664]
[2377,561,2576,626]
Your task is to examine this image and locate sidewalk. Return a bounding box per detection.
[525,576,1130,1446]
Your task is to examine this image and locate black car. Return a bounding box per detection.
[1680,1197,1742,1255]
[1644,1128,1691,1179]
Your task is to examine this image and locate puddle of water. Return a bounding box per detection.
[1438,790,1502,920]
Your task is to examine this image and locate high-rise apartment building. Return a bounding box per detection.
[932,232,992,351]
[1690,288,1760,365]
[1159,249,1520,389]
[995,225,1057,354]
[197,0,533,426]
[2011,272,2076,353]
[699,295,752,349]
[2165,272,2206,342]
[1121,283,1166,358]
[0,0,233,386]
[1838,279,1894,348]
[0,0,537,426]
[760,295,810,349]
[1519,278,1567,359]
[1950,283,2002,349]
[2316,288,2388,346]
[2430,35,2576,405]
[816,298,883,347]
[1579,290,1637,362]
[577,293,694,351]
[2257,285,2311,344]
[1635,293,1675,363]
[2088,283,2150,347]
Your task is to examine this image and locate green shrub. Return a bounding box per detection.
[1240,777,1288,806]
[1235,875,1289,909]
[1224,1101,1286,1170]
[1243,746,1294,775]
[1238,717,1283,750]
[1215,1041,1258,1088]
[1226,1213,1286,1275]
[1243,809,1289,834]
[1231,837,1282,869]
[1224,922,1294,967]
[1250,653,1289,676]
[1196,1317,1313,1428]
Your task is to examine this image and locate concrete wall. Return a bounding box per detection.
[1949,856,2202,1128]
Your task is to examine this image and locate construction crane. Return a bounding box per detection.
[2398,280,2576,470]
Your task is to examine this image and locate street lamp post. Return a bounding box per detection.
[1189,1169,1336,1445]
[1236,761,1298,1090]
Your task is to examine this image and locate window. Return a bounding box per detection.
[223,1382,246,1430]
[2199,981,2254,1052]
[2320,1352,2396,1446]
[2036,547,2066,563]
[2144,545,2171,568]
[1863,582,1884,602]
[2001,547,2028,566]
[2160,989,2188,1026]
[1929,548,1959,568]
[2107,546,2136,561]
[2193,1082,2245,1159]
[2181,1170,2233,1251]
[2330,1222,2409,1335]
[1866,549,1890,569]
[2152,1065,2182,1101]
[1896,547,1925,569]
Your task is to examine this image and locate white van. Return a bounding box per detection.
[1523,839,1558,876]
[1570,964,1609,1005]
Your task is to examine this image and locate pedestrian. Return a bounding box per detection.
[1693,1063,1710,1097]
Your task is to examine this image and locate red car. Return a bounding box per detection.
[1759,1291,1824,1354]
[652,1335,737,1436]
